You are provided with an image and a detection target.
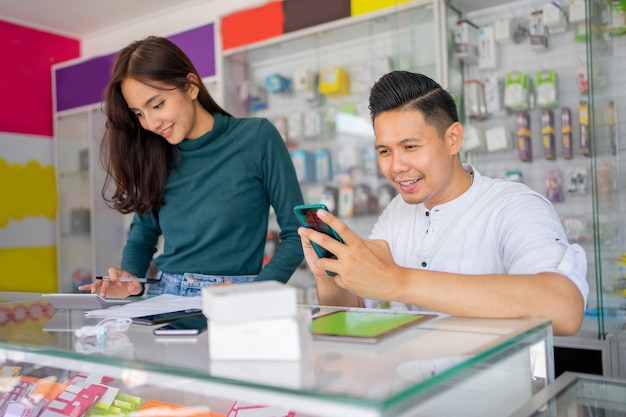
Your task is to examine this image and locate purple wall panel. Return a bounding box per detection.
[56,23,216,111]
[55,54,115,111]
[170,23,216,79]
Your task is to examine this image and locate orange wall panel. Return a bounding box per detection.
[221,1,284,50]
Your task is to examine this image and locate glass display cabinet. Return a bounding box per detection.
[509,372,626,417]
[584,0,626,340]
[0,295,553,417]
[222,0,462,238]
[451,0,625,341]
[55,108,130,293]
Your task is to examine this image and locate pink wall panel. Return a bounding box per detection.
[0,21,79,137]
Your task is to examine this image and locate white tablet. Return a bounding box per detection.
[42,293,132,310]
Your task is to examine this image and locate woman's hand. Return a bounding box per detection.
[78,267,143,298]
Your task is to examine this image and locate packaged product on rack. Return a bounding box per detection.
[563,215,591,244]
[579,100,590,156]
[529,10,549,49]
[541,108,556,160]
[505,170,523,182]
[610,0,626,35]
[484,74,504,115]
[536,70,558,108]
[264,73,292,94]
[464,79,488,119]
[545,169,565,203]
[607,101,617,155]
[505,72,533,111]
[461,124,486,152]
[454,20,479,62]
[318,67,350,97]
[478,25,498,69]
[565,166,588,195]
[485,126,512,152]
[516,111,532,162]
[542,1,568,33]
[561,107,573,159]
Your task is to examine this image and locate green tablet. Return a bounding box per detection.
[311,311,435,343]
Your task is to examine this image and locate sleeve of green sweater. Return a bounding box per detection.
[254,120,304,283]
[120,211,160,277]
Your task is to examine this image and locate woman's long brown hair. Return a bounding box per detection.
[100,36,230,214]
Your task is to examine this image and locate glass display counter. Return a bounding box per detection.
[0,293,553,417]
[509,372,626,417]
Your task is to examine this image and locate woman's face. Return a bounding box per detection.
[121,77,200,144]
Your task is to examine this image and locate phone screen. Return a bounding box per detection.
[152,315,207,336]
[132,309,203,326]
[293,204,344,260]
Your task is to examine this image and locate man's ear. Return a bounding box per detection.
[186,73,200,99]
[446,122,464,155]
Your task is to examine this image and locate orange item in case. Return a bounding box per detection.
[20,376,68,400]
[137,400,226,417]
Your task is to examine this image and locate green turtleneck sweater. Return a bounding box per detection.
[121,113,304,283]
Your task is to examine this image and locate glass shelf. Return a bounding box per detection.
[0,297,552,417]
[509,372,626,416]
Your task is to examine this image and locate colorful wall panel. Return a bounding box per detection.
[350,0,414,16]
[221,1,284,50]
[0,21,78,292]
[0,134,57,292]
[221,0,415,51]
[283,0,350,33]
[55,23,217,112]
[0,20,79,136]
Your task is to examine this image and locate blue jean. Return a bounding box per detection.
[146,272,257,297]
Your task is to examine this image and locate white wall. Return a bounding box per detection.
[81,0,269,58]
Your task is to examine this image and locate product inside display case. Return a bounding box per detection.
[454,0,625,338]
[0,296,554,417]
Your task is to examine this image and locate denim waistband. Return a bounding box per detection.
[147,271,257,297]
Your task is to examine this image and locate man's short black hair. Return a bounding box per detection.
[369,71,459,137]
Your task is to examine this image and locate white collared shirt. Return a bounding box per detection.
[367,164,589,309]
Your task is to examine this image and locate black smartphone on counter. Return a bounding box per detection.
[152,315,207,336]
[131,309,203,326]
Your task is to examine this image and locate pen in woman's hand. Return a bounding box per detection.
[96,276,160,284]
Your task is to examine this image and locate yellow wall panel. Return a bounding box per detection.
[0,247,57,292]
[350,0,414,16]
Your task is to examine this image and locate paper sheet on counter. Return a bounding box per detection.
[84,294,203,318]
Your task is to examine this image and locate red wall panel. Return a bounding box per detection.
[221,1,284,50]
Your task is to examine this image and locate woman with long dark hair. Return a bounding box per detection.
[81,36,304,297]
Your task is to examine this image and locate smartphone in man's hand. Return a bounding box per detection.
[294,204,344,276]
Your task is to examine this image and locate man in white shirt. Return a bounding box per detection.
[298,71,588,336]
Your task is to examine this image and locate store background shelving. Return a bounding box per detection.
[453,0,625,340]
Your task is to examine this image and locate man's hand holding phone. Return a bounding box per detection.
[294,204,344,276]
[296,206,398,307]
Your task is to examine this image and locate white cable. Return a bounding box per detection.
[74,317,132,355]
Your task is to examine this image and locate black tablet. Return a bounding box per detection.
[153,315,208,336]
[311,310,435,343]
[132,309,203,325]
